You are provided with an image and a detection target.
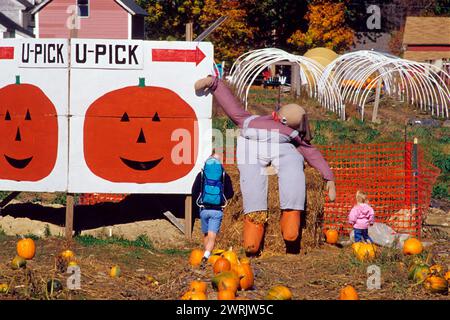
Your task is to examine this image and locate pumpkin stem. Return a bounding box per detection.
[138,78,145,87]
[15,75,20,85]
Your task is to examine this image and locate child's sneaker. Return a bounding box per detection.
[200,257,208,270]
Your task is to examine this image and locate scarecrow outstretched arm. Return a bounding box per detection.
[210,78,302,142]
[297,142,335,181]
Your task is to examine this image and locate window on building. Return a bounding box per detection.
[77,0,89,17]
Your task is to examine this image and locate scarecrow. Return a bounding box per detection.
[195,76,336,254]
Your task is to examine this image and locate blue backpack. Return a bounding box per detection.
[197,157,226,207]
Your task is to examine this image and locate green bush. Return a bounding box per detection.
[432,182,449,200]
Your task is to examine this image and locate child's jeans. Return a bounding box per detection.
[354,228,373,243]
[200,209,223,234]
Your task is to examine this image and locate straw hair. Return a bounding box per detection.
[356,190,367,204]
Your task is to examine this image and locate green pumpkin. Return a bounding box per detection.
[11,256,27,270]
[408,264,430,283]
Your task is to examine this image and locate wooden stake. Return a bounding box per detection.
[185,22,193,41]
[65,194,74,239]
[184,195,192,239]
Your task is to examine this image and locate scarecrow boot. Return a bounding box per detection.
[243,212,267,256]
[280,210,301,254]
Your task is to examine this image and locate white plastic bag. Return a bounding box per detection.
[349,222,410,248]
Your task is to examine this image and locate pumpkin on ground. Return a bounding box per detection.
[189,249,204,267]
[352,242,377,261]
[218,289,236,300]
[325,229,339,244]
[0,284,8,294]
[189,280,207,293]
[233,262,254,291]
[217,277,239,293]
[17,238,36,260]
[212,271,240,291]
[339,285,359,300]
[222,247,239,266]
[403,238,423,255]
[213,258,231,274]
[408,264,430,284]
[60,250,75,261]
[444,271,450,282]
[110,265,121,278]
[239,257,251,265]
[11,255,26,270]
[190,292,207,300]
[208,255,221,266]
[423,276,448,294]
[181,291,192,300]
[429,264,443,275]
[265,285,292,300]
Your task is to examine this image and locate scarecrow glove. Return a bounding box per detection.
[326,180,336,202]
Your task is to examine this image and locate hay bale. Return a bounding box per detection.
[216,164,326,254]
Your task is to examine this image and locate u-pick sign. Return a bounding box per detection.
[152,47,206,66]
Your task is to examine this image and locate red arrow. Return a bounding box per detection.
[0,47,14,60]
[152,46,206,66]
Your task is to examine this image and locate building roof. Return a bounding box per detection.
[30,0,148,16]
[403,16,450,45]
[0,11,34,37]
[404,50,450,62]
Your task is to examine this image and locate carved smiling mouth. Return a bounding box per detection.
[120,157,163,171]
[4,155,33,169]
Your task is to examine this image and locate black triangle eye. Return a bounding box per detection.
[120,112,130,122]
[5,110,11,120]
[152,112,160,122]
[25,109,31,120]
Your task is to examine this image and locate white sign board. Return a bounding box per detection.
[0,38,214,194]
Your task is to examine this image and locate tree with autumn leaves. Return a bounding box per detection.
[137,0,356,61]
[287,0,354,53]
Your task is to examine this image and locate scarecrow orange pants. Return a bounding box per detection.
[243,210,301,254]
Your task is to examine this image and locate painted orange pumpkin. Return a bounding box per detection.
[218,289,236,300]
[17,238,36,260]
[0,76,58,181]
[213,258,231,274]
[325,229,339,244]
[402,238,423,255]
[189,249,204,267]
[339,285,359,300]
[189,280,207,293]
[84,78,198,183]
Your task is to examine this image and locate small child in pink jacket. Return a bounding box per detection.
[348,191,375,243]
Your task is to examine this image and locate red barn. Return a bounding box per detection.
[30,0,147,39]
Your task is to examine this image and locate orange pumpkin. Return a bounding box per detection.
[189,280,207,293]
[84,78,198,183]
[424,276,448,294]
[190,292,207,300]
[0,76,58,181]
[222,247,239,265]
[402,238,423,255]
[189,249,204,267]
[218,289,236,300]
[208,255,221,265]
[233,263,254,290]
[212,271,240,291]
[239,257,251,265]
[339,285,359,300]
[17,238,36,260]
[213,258,231,274]
[218,277,239,293]
[325,229,339,244]
[265,285,292,300]
[60,250,75,261]
[444,271,450,282]
[181,291,192,300]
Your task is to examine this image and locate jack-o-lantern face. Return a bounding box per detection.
[0,76,58,181]
[84,78,198,183]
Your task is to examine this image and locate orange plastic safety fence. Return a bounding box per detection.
[77,193,127,205]
[319,142,440,238]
